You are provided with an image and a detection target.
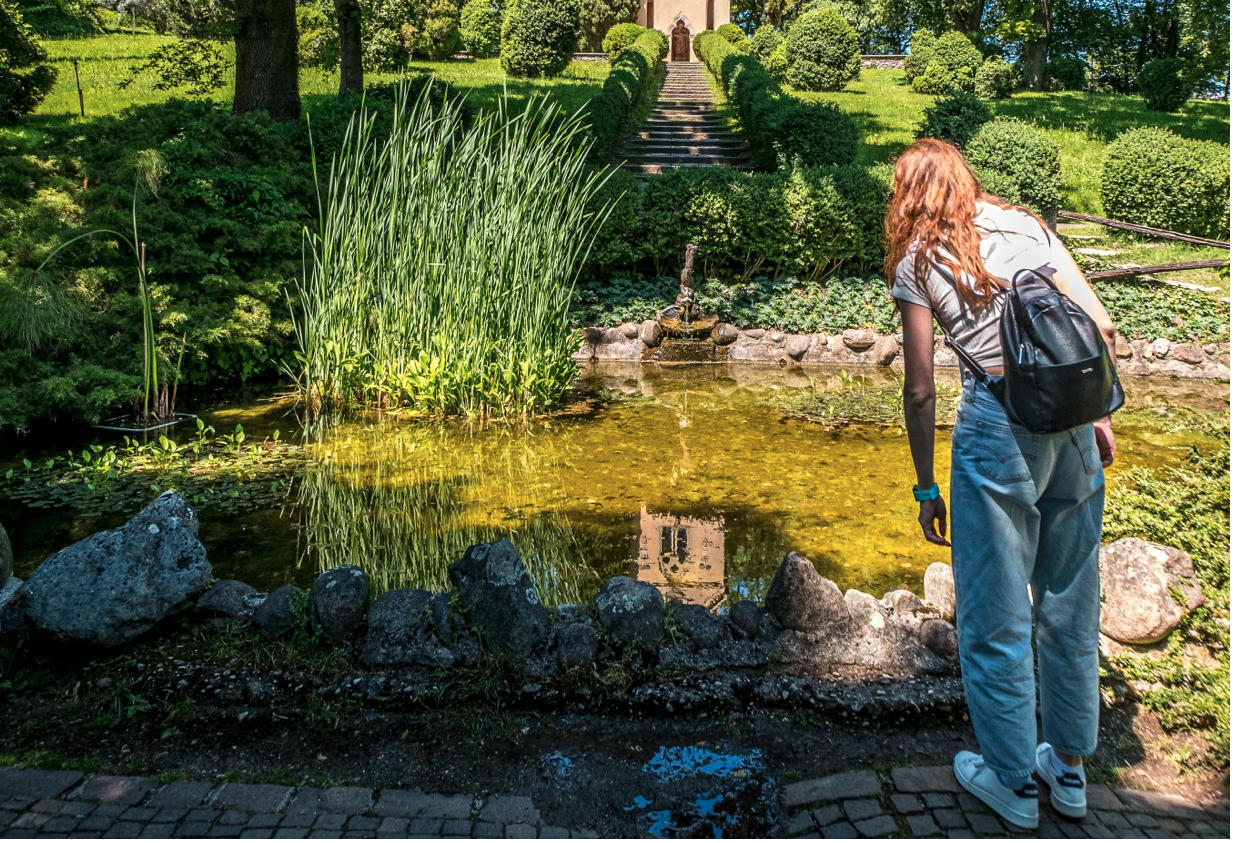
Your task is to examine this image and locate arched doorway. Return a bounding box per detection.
[670,20,691,62]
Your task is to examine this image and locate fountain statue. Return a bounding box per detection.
[656,244,720,363]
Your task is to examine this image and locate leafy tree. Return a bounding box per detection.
[459,0,501,56]
[578,0,638,52]
[13,0,99,35]
[0,0,57,122]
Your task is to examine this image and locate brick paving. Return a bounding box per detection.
[0,763,1228,838]
[779,765,1231,839]
[0,768,598,839]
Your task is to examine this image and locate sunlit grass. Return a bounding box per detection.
[793,68,1231,215]
[36,34,608,118]
[1061,224,1230,296]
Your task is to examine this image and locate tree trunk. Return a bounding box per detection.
[336,0,363,98]
[233,0,300,122]
[946,0,986,33]
[1021,0,1051,91]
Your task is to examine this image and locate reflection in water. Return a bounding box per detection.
[637,507,726,610]
[296,422,605,605]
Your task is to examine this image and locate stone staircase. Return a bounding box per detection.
[621,61,749,174]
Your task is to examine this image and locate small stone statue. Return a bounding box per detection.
[675,244,699,325]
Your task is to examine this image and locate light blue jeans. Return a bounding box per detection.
[950,374,1104,778]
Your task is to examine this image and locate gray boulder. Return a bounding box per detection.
[360,588,453,667]
[923,562,955,622]
[250,586,304,641]
[727,600,763,640]
[1099,538,1205,645]
[764,552,849,633]
[0,577,25,638]
[844,589,888,627]
[639,320,663,348]
[0,520,11,589]
[197,580,264,621]
[310,565,369,645]
[553,620,598,671]
[785,335,811,361]
[23,492,210,647]
[673,603,723,650]
[448,540,548,655]
[920,618,958,657]
[595,576,665,649]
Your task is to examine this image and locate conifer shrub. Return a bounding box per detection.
[910,31,983,95]
[783,8,860,92]
[750,24,782,62]
[916,91,991,148]
[460,0,501,57]
[716,22,747,46]
[974,58,1017,99]
[1102,127,1229,239]
[500,0,581,78]
[902,28,935,82]
[1047,56,1087,91]
[0,0,57,122]
[1136,57,1192,113]
[965,120,1062,218]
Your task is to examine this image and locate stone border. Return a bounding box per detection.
[575,323,1231,380]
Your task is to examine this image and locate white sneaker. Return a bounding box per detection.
[1035,742,1087,819]
[953,750,1039,830]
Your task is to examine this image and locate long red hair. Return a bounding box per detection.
[884,139,1047,305]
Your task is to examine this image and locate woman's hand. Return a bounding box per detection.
[1094,417,1116,468]
[919,498,951,546]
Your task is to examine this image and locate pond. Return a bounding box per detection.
[2,362,1226,609]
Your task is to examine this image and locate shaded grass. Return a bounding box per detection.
[792,68,1230,215]
[36,35,608,119]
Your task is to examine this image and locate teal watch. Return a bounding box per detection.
[913,482,940,502]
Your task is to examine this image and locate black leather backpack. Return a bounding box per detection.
[946,267,1124,433]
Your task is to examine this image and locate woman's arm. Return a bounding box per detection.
[1047,239,1118,467]
[901,301,950,547]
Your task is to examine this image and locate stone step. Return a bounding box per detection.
[623,161,749,175]
[633,135,744,148]
[624,152,751,167]
[646,116,728,127]
[626,145,747,158]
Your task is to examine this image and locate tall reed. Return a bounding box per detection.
[291,81,613,418]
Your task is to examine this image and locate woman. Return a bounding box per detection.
[886,140,1117,830]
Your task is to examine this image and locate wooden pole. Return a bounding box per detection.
[1086,259,1229,281]
[72,59,84,117]
[1058,210,1230,249]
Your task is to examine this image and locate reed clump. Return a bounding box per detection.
[291,81,611,419]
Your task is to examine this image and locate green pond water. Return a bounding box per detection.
[3,362,1227,608]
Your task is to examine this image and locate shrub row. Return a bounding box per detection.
[585,164,890,279]
[693,30,859,170]
[588,27,668,162]
[1102,127,1229,240]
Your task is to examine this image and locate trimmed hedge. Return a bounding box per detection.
[1047,56,1087,91]
[587,28,668,162]
[584,164,889,279]
[500,0,580,77]
[693,30,859,171]
[1101,127,1229,240]
[917,91,991,148]
[783,8,861,92]
[717,22,747,47]
[1136,57,1191,113]
[911,31,983,95]
[974,58,1017,99]
[460,0,502,57]
[965,119,1062,218]
[602,22,644,60]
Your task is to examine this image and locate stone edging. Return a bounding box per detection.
[575,323,1231,380]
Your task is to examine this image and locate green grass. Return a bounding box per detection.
[36,34,608,119]
[793,68,1230,215]
[1062,225,1230,297]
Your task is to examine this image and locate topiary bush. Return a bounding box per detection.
[297,6,340,70]
[717,22,746,44]
[903,28,935,83]
[587,27,667,161]
[965,120,1062,219]
[782,8,860,92]
[694,31,858,171]
[0,0,57,122]
[417,0,463,61]
[910,31,983,95]
[1047,56,1087,91]
[602,21,645,61]
[500,0,581,77]
[1101,127,1229,240]
[1136,57,1192,113]
[916,91,991,147]
[750,24,782,62]
[765,41,788,83]
[974,58,1017,99]
[460,0,502,57]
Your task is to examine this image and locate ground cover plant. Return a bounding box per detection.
[292,82,610,418]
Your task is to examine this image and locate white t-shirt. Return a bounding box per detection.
[890,202,1069,370]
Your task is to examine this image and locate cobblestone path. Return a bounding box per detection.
[0,764,1228,838]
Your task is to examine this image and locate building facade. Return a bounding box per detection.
[637,1,732,61]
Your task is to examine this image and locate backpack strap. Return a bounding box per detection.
[927,260,999,388]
